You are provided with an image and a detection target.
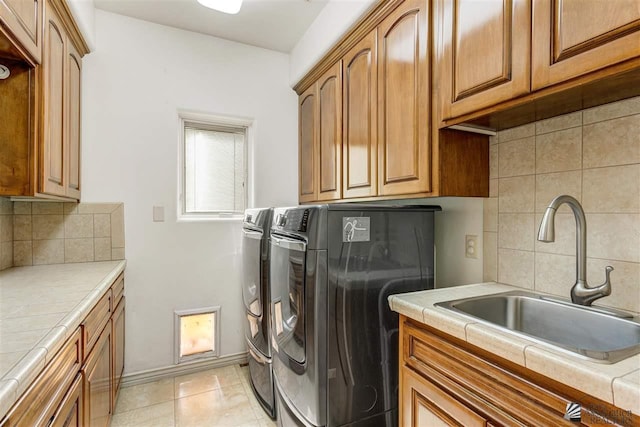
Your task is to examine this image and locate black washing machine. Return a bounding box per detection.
[242,207,275,418]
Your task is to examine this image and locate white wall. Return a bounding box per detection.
[289,0,376,86]
[81,11,298,374]
[67,0,96,51]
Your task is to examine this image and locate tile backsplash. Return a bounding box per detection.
[0,198,13,271]
[484,96,640,314]
[12,202,125,266]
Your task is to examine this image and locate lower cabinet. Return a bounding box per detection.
[82,323,112,427]
[399,316,639,427]
[0,272,125,427]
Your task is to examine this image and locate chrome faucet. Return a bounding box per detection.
[537,195,613,306]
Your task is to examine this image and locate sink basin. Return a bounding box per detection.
[436,291,640,363]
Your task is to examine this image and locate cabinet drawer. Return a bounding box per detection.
[2,328,82,426]
[402,320,579,426]
[111,273,124,309]
[82,289,111,359]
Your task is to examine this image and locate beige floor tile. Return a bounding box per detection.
[175,385,259,427]
[175,365,242,399]
[115,378,175,414]
[111,401,175,427]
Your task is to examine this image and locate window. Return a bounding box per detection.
[178,112,251,220]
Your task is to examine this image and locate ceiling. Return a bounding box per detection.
[93,0,329,53]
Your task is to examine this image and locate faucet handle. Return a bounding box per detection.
[600,265,614,293]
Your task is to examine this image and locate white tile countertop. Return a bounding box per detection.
[389,282,640,417]
[0,260,126,420]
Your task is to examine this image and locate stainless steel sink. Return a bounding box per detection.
[436,291,640,363]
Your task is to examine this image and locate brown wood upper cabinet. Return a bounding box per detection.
[41,0,82,199]
[378,0,430,196]
[437,0,531,121]
[0,0,42,63]
[298,61,343,202]
[532,0,640,90]
[343,30,376,199]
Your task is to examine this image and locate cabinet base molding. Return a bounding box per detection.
[120,352,249,388]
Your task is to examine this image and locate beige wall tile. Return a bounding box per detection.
[489,145,498,178]
[13,215,31,241]
[111,204,125,248]
[498,175,535,213]
[535,127,582,174]
[583,97,640,124]
[536,111,582,135]
[64,239,94,263]
[499,137,535,177]
[534,252,575,297]
[534,213,577,256]
[0,198,12,215]
[94,238,112,261]
[483,198,497,232]
[582,165,640,213]
[64,214,94,239]
[497,123,534,143]
[13,241,32,266]
[587,258,640,314]
[78,203,120,214]
[112,247,125,260]
[489,179,498,198]
[31,202,63,215]
[32,215,64,240]
[483,232,497,282]
[490,134,498,145]
[33,240,64,265]
[0,215,13,242]
[94,214,111,238]
[498,214,534,251]
[1,241,12,270]
[587,214,640,263]
[63,203,78,215]
[583,115,640,168]
[13,202,31,215]
[498,249,534,289]
[535,171,582,213]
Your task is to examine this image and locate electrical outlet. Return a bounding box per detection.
[465,235,478,259]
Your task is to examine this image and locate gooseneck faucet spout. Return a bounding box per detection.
[537,195,613,306]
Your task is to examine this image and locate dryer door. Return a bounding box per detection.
[270,234,306,365]
[242,227,270,354]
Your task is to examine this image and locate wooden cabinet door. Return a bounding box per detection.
[343,30,377,199]
[0,0,42,63]
[299,85,317,203]
[51,374,83,427]
[316,61,342,201]
[401,367,489,427]
[83,323,112,427]
[377,0,430,196]
[532,0,640,90]
[41,1,66,197]
[65,38,81,199]
[112,297,125,407]
[437,0,531,120]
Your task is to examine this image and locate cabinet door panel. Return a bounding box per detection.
[317,62,342,201]
[402,367,488,427]
[66,40,81,199]
[83,324,112,427]
[378,0,430,196]
[343,30,377,198]
[532,0,640,90]
[41,4,66,196]
[299,86,317,203]
[112,297,125,406]
[51,373,83,427]
[0,0,42,62]
[438,0,531,120]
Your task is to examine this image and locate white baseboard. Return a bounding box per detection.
[120,352,249,388]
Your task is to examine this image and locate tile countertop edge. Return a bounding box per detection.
[0,260,126,421]
[388,282,640,417]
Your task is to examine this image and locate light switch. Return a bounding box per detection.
[153,206,165,222]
